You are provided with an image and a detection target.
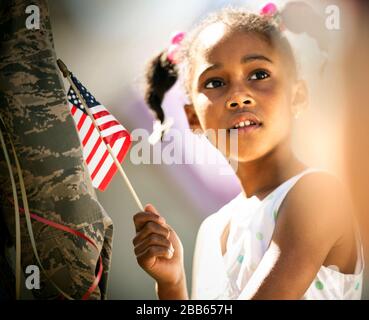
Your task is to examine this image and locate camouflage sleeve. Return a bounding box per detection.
[0,0,113,299]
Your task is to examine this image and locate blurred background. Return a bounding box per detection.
[48,0,367,299]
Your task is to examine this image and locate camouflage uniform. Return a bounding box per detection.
[0,0,113,299]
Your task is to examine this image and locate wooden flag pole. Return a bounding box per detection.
[57,59,144,212]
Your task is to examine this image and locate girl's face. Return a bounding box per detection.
[186,24,306,162]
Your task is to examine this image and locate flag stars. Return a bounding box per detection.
[68,78,100,108]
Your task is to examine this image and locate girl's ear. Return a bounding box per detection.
[291,80,309,119]
[184,104,203,132]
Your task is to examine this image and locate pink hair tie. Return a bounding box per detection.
[260,2,285,31]
[261,2,278,16]
[167,31,186,64]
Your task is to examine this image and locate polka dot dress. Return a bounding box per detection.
[191,168,364,300]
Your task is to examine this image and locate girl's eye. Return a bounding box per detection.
[204,79,225,89]
[249,70,270,80]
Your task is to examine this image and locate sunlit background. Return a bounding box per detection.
[48,0,367,299]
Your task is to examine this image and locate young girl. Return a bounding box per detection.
[132,6,363,300]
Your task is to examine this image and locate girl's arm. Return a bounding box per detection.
[238,173,352,299]
[156,275,188,300]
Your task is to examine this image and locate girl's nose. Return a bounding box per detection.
[225,93,255,109]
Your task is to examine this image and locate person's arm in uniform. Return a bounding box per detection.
[0,0,113,299]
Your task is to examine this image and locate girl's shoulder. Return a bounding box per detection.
[276,169,354,246]
[284,169,350,211]
[275,168,349,214]
[274,170,359,275]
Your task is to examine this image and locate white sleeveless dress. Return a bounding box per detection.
[191,168,364,300]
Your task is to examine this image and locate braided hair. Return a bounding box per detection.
[144,51,179,126]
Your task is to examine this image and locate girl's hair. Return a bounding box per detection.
[144,7,297,128]
[144,51,179,124]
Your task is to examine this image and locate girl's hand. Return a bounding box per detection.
[132,204,185,287]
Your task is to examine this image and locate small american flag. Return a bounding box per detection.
[67,74,131,191]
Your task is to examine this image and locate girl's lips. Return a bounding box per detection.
[228,112,262,129]
[228,123,262,134]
